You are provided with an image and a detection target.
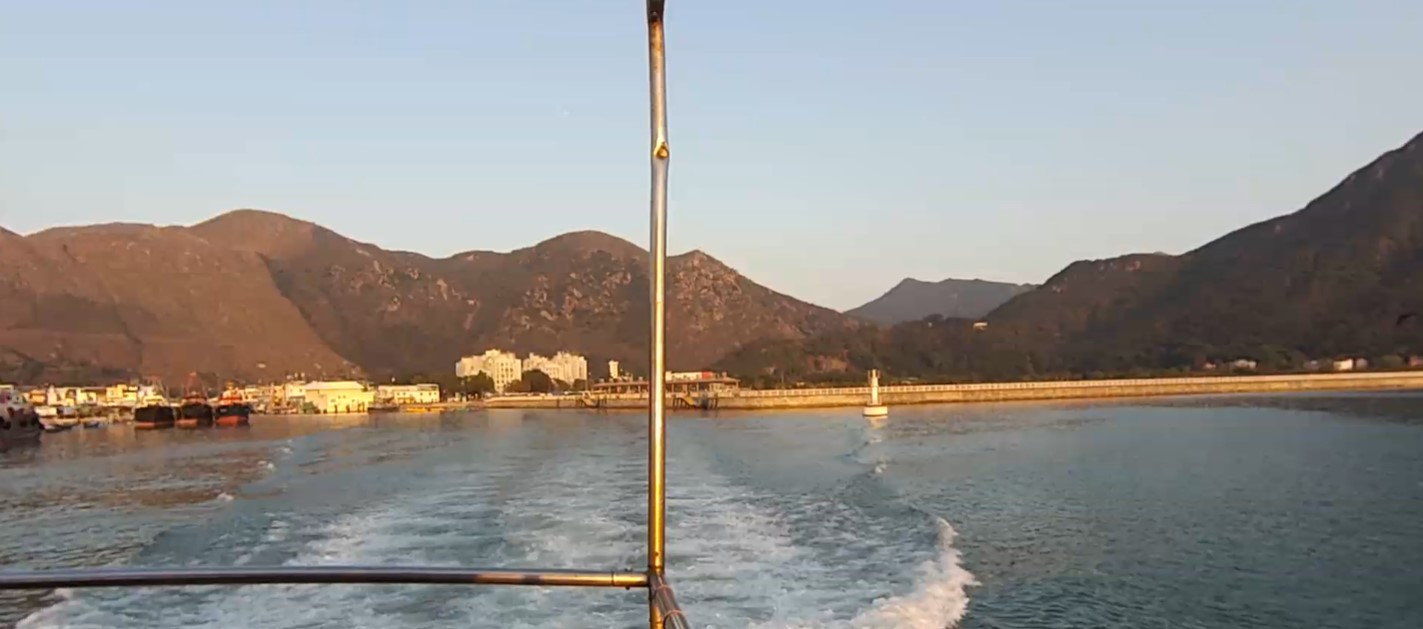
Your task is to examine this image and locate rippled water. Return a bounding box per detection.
[2,393,1421,628]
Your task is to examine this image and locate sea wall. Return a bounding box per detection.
[483,371,1423,411]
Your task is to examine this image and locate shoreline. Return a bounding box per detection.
[483,371,1423,411]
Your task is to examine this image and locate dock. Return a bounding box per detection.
[483,371,1423,411]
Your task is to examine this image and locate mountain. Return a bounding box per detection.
[718,130,1423,380]
[0,223,357,384]
[990,129,1423,372]
[846,277,1034,324]
[0,210,856,384]
[191,210,855,378]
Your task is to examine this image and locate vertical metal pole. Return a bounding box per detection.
[645,1,670,627]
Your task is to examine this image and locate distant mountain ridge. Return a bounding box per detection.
[717,130,1423,380]
[846,277,1034,324]
[1,210,859,384]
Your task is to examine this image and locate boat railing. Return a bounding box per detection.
[0,2,688,627]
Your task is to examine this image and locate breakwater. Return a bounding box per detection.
[484,371,1423,411]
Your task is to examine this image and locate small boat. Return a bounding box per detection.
[1,389,44,451]
[41,421,74,434]
[82,419,104,429]
[214,389,251,427]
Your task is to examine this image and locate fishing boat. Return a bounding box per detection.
[1,388,43,451]
[176,373,214,429]
[176,396,214,428]
[213,389,251,427]
[133,394,176,430]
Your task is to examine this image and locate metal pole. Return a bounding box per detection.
[0,566,649,590]
[650,570,691,629]
[645,1,670,627]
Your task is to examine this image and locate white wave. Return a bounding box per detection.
[15,589,77,629]
[215,492,234,502]
[15,420,977,629]
[232,518,289,566]
[847,518,978,629]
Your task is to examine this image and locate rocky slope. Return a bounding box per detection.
[1,211,855,383]
[194,210,855,378]
[0,223,356,384]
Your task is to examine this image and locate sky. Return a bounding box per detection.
[2,1,1421,310]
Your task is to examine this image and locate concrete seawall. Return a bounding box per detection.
[484,371,1423,411]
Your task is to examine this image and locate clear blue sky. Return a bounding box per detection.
[2,1,1420,310]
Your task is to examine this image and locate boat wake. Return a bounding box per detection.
[16,420,977,628]
[843,518,978,629]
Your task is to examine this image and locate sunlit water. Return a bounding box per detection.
[3,393,1422,628]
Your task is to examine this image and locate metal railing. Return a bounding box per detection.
[0,2,689,627]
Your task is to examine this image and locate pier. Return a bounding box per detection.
[483,371,1423,411]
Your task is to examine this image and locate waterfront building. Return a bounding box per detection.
[280,381,307,407]
[303,381,374,414]
[523,352,589,385]
[608,360,620,380]
[455,349,523,392]
[666,371,716,383]
[592,373,739,396]
[376,384,441,405]
[103,384,141,407]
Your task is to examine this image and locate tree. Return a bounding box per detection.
[522,369,554,393]
[465,373,496,396]
[1376,354,1405,370]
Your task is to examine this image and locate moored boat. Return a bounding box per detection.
[176,398,214,428]
[1,388,44,451]
[134,396,177,430]
[176,373,214,428]
[214,389,251,427]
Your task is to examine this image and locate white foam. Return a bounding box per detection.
[846,518,978,629]
[17,422,977,629]
[15,589,77,629]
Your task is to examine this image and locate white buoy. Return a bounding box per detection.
[862,369,889,418]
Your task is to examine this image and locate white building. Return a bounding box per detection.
[304,381,374,414]
[523,352,588,385]
[377,384,441,405]
[455,349,524,392]
[608,360,620,380]
[282,381,307,402]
